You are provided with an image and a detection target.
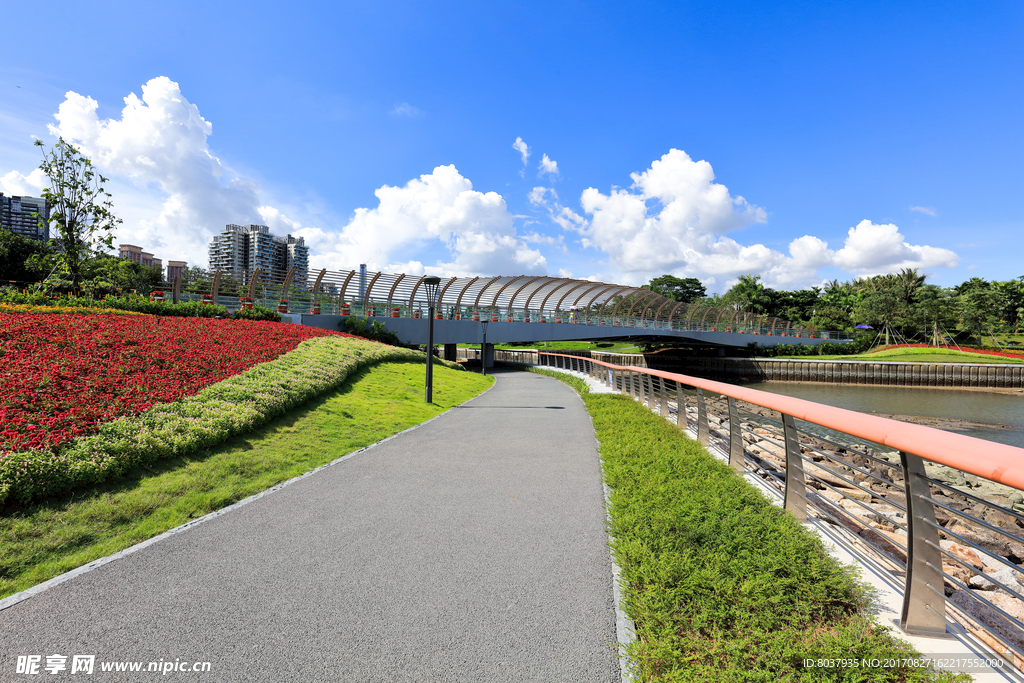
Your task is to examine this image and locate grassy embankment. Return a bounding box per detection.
[0,361,492,599]
[781,346,1024,364]
[535,368,968,682]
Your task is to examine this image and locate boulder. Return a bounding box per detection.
[945,521,1024,564]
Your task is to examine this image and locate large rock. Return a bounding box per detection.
[946,521,1024,564]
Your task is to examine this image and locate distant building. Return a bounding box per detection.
[208,224,309,286]
[166,260,187,282]
[118,244,163,272]
[0,193,49,242]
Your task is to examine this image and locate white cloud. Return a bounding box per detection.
[392,103,422,117]
[832,220,958,274]
[910,205,937,216]
[297,164,548,276]
[0,168,47,196]
[35,77,273,267]
[568,149,958,288]
[538,153,559,177]
[513,137,530,165]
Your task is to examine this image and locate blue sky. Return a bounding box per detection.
[1,1,1021,293]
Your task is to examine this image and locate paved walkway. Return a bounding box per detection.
[0,370,620,682]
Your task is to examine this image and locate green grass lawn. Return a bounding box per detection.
[0,361,492,599]
[785,346,1024,364]
[531,369,966,682]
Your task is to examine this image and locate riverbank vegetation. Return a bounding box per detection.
[0,361,491,600]
[784,345,1024,364]
[532,369,966,681]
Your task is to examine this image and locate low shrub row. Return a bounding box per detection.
[0,303,145,317]
[0,336,458,507]
[0,289,280,321]
[579,391,965,681]
[748,331,878,357]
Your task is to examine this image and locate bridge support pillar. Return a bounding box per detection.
[444,344,457,362]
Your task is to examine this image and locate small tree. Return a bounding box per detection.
[643,275,707,303]
[34,138,121,290]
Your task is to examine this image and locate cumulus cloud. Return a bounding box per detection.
[0,168,47,196]
[36,77,269,266]
[513,137,530,165]
[565,148,958,288]
[538,153,559,177]
[296,164,547,276]
[2,78,547,278]
[910,205,937,216]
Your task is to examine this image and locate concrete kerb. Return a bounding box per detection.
[0,377,500,614]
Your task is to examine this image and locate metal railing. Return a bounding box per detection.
[505,350,1024,670]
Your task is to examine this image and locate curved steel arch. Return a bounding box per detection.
[554,281,593,311]
[700,307,715,324]
[539,279,580,313]
[666,301,687,325]
[453,277,480,309]
[406,275,426,308]
[507,276,546,309]
[610,288,644,317]
[653,297,675,320]
[338,270,356,301]
[386,274,406,302]
[363,271,383,302]
[580,285,619,313]
[626,289,662,318]
[311,268,327,293]
[436,277,460,307]
[598,287,635,317]
[473,276,504,308]
[524,277,569,310]
[491,275,525,308]
[571,283,607,308]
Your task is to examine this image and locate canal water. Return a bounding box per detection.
[745,381,1024,449]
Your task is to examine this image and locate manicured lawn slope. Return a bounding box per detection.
[583,392,967,682]
[0,361,492,599]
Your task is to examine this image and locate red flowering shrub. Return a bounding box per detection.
[0,313,356,457]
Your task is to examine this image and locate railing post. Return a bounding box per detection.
[676,383,687,430]
[728,397,743,472]
[660,377,669,418]
[638,371,647,404]
[899,450,949,637]
[782,413,807,522]
[696,388,709,445]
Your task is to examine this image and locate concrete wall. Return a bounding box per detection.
[689,357,1024,389]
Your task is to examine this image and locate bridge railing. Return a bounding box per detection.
[503,350,1024,669]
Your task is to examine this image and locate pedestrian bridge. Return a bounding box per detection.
[231,266,853,348]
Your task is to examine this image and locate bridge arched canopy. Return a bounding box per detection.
[297,267,804,330]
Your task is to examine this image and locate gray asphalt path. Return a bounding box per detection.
[0,370,620,682]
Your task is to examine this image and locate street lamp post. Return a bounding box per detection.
[423,276,441,403]
[480,318,489,376]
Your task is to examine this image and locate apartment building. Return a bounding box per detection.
[118,244,163,271]
[208,224,309,285]
[0,193,49,242]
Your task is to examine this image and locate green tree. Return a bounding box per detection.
[911,284,957,345]
[642,275,707,303]
[34,138,122,290]
[722,274,771,314]
[957,281,1002,346]
[0,227,54,284]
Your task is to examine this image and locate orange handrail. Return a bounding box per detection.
[537,352,1024,491]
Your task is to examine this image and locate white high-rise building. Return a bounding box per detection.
[208,224,309,285]
[0,193,49,242]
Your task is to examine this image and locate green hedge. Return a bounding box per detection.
[0,337,460,507]
[748,331,879,357]
[583,393,966,682]
[0,288,280,321]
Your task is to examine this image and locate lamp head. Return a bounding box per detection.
[422,276,441,304]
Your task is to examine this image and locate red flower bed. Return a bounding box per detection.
[0,314,354,456]
[871,343,1024,360]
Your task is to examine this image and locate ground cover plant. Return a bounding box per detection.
[777,346,1024,364]
[0,288,279,320]
[1,319,452,506]
[0,361,492,599]
[573,386,967,681]
[522,367,591,395]
[0,312,345,457]
[493,341,646,353]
